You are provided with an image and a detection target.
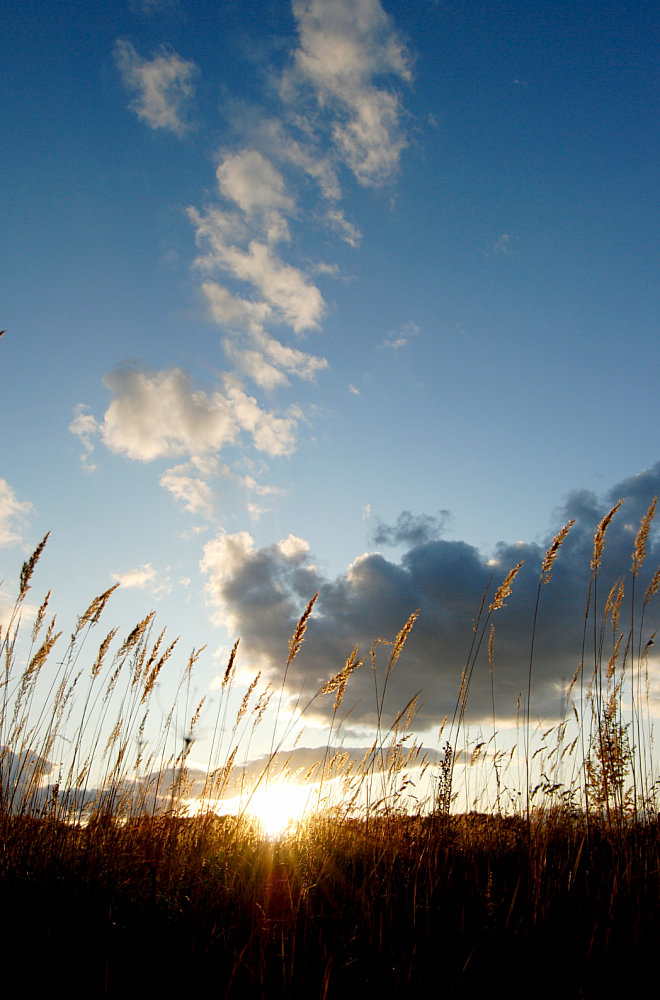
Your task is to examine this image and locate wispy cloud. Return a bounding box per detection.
[96,2,415,521]
[159,463,216,518]
[381,320,419,349]
[129,0,178,14]
[188,0,410,396]
[69,404,98,470]
[486,233,514,258]
[0,478,33,548]
[111,562,172,596]
[259,118,342,201]
[114,39,198,137]
[220,331,328,391]
[191,143,330,391]
[326,207,362,246]
[200,282,272,336]
[190,206,325,334]
[288,0,412,186]
[111,562,157,588]
[216,150,296,239]
[242,475,285,498]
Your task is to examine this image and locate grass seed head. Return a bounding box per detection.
[320,644,365,710]
[74,583,120,638]
[19,532,50,600]
[541,519,575,585]
[489,561,524,612]
[391,609,420,665]
[287,592,318,666]
[604,577,625,635]
[223,638,240,688]
[591,499,624,574]
[117,612,155,658]
[645,565,660,606]
[632,496,657,577]
[31,590,52,643]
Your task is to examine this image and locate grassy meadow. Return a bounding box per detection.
[2,503,660,997]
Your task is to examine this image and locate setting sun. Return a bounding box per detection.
[246,779,313,838]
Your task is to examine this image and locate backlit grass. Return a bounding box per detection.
[1,503,660,997]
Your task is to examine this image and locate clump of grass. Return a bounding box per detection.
[1,504,660,997]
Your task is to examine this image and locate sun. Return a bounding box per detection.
[246,778,312,838]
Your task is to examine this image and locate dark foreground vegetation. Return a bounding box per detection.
[3,499,660,997]
[2,809,659,998]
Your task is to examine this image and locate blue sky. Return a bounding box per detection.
[2,0,660,762]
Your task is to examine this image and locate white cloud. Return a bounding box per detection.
[181,3,412,426]
[258,118,342,201]
[247,502,267,521]
[278,534,310,560]
[69,404,99,470]
[159,464,215,517]
[200,283,328,390]
[290,0,412,185]
[100,367,238,461]
[201,528,250,582]
[114,39,198,137]
[313,261,340,276]
[242,475,285,498]
[191,208,325,334]
[225,378,298,456]
[201,282,272,335]
[241,475,286,520]
[229,240,324,332]
[100,2,416,526]
[0,479,33,548]
[112,562,173,597]
[325,207,362,246]
[111,563,158,589]
[250,328,328,381]
[190,454,225,477]
[334,88,407,185]
[381,320,419,349]
[216,150,295,242]
[222,343,289,391]
[93,366,298,462]
[199,529,256,629]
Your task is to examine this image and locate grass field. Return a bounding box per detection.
[2,504,660,997]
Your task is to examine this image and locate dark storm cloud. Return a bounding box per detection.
[371,509,451,548]
[201,464,660,732]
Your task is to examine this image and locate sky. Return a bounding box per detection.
[2,0,660,774]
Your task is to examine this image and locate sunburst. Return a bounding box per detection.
[246,777,313,838]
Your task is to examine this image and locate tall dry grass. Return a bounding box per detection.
[1,501,660,997]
